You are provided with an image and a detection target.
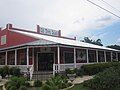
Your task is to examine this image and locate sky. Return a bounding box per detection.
[0,0,120,46]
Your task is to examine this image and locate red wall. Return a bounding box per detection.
[0,29,38,48]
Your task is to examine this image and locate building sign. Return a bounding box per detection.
[40,27,59,36]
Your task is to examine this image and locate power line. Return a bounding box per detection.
[100,0,120,13]
[86,0,120,19]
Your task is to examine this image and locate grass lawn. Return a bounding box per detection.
[69,83,92,90]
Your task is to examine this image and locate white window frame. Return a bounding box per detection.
[1,35,6,45]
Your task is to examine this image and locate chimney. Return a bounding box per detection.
[0,27,1,31]
[74,36,76,40]
[6,23,12,29]
[58,30,61,37]
[37,25,40,33]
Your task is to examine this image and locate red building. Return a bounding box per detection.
[0,24,120,79]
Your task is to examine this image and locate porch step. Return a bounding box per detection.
[32,71,53,81]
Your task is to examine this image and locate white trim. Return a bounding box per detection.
[74,48,76,68]
[86,49,89,63]
[96,50,98,63]
[5,51,7,65]
[15,49,17,65]
[5,51,8,65]
[58,46,60,72]
[104,51,106,62]
[27,47,29,68]
[116,52,118,61]
[111,51,112,62]
[32,48,34,70]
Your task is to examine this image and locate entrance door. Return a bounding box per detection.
[38,53,54,71]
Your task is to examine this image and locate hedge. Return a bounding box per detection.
[81,62,120,75]
[83,66,120,90]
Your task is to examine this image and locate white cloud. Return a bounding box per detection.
[0,0,119,37]
[116,38,120,43]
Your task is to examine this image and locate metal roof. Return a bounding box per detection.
[11,30,119,51]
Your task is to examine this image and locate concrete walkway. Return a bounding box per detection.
[0,79,8,86]
[73,76,93,84]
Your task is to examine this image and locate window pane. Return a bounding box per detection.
[64,52,74,63]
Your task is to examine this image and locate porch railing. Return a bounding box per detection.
[29,65,34,80]
[53,63,95,75]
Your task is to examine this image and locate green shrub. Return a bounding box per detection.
[81,62,120,75]
[24,82,30,87]
[19,86,27,90]
[9,67,15,75]
[2,66,9,78]
[9,86,17,90]
[5,76,27,90]
[5,80,16,90]
[83,66,120,90]
[41,84,53,90]
[34,80,42,87]
[65,68,72,74]
[43,75,72,90]
[12,67,21,76]
[6,84,12,90]
[11,76,26,88]
[0,68,3,77]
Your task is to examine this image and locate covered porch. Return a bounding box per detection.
[0,45,120,78]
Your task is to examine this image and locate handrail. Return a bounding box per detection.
[29,65,34,80]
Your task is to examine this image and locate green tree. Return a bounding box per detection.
[107,45,120,50]
[81,37,103,46]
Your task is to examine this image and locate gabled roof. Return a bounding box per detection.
[11,29,119,52]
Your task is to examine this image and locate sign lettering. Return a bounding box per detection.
[40,27,59,36]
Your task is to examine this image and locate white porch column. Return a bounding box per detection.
[116,52,118,61]
[27,47,29,68]
[15,49,17,65]
[57,46,60,72]
[96,50,98,63]
[32,48,34,70]
[86,49,89,63]
[74,48,76,68]
[5,51,7,65]
[111,51,112,62]
[104,51,106,62]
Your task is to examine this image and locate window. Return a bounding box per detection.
[64,52,74,63]
[76,49,86,61]
[19,53,26,65]
[0,54,5,65]
[8,54,15,65]
[98,51,105,62]
[106,52,111,62]
[88,50,97,62]
[1,35,6,45]
[112,52,116,60]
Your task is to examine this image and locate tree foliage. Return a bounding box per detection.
[107,45,120,50]
[81,37,103,46]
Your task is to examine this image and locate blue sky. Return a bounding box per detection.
[101,22,120,46]
[0,0,120,46]
[78,21,120,46]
